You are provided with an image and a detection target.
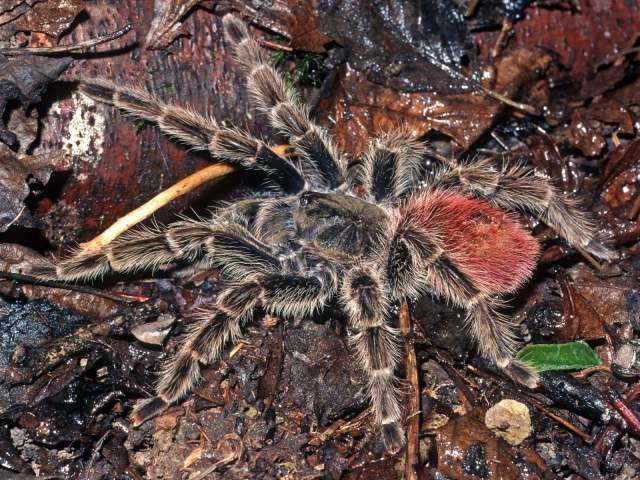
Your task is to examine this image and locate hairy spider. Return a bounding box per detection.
[31,15,614,450]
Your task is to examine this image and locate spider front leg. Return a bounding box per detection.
[133,256,338,425]
[222,15,346,190]
[30,216,280,283]
[340,264,404,450]
[81,80,305,194]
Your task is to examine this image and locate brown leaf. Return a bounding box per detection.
[0,54,71,148]
[8,0,85,38]
[321,47,551,154]
[227,0,331,53]
[144,0,203,49]
[569,109,605,157]
[505,3,640,98]
[0,143,61,231]
[434,408,523,479]
[0,1,41,32]
[182,445,203,468]
[554,276,606,343]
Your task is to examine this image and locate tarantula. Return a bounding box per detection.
[31,15,614,450]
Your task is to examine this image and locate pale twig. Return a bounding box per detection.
[80,164,234,252]
[0,25,132,55]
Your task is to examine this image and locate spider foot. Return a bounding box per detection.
[503,359,539,389]
[381,422,405,453]
[131,396,169,426]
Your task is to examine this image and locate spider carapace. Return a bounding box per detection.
[30,15,615,450]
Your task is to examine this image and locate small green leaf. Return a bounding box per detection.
[515,341,602,372]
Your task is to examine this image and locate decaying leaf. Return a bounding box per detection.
[0,1,41,32]
[6,0,85,38]
[320,47,551,153]
[0,54,71,147]
[0,143,65,231]
[145,0,203,49]
[318,0,478,93]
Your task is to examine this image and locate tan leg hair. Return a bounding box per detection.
[133,260,337,425]
[340,264,404,450]
[29,217,280,284]
[222,14,346,189]
[357,129,427,202]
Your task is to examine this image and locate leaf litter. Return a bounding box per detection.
[0,0,640,479]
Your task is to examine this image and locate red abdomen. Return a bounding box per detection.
[399,191,540,295]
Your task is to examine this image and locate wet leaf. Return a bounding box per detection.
[0,144,62,231]
[516,341,603,372]
[321,47,551,153]
[318,0,478,93]
[5,0,85,38]
[145,0,203,49]
[0,54,71,147]
[0,1,41,34]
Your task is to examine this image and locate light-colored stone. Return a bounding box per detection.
[484,399,531,446]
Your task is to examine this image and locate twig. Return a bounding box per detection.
[257,39,293,52]
[572,364,612,379]
[0,25,133,55]
[530,399,592,443]
[607,390,640,437]
[1,205,25,230]
[398,302,419,480]
[0,270,137,303]
[596,46,640,70]
[80,163,234,251]
[419,49,539,115]
[187,453,238,480]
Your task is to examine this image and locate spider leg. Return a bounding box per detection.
[81,80,305,194]
[222,15,346,190]
[385,214,538,387]
[340,264,404,451]
[29,218,280,283]
[353,129,426,203]
[133,255,337,425]
[428,158,615,261]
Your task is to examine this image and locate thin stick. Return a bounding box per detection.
[398,302,419,480]
[80,163,234,251]
[258,39,293,52]
[0,270,136,303]
[607,391,640,437]
[530,400,592,443]
[0,25,132,55]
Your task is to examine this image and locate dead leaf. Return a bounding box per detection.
[182,445,204,468]
[0,1,41,31]
[320,47,551,154]
[554,276,606,343]
[145,0,203,49]
[569,109,605,157]
[0,143,63,231]
[9,0,85,38]
[318,0,478,92]
[434,408,522,479]
[0,54,71,147]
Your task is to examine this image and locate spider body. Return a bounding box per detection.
[30,15,615,451]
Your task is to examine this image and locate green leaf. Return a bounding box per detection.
[515,341,602,372]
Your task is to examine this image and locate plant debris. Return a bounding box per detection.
[1,0,640,479]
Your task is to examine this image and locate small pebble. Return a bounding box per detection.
[484,399,531,446]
